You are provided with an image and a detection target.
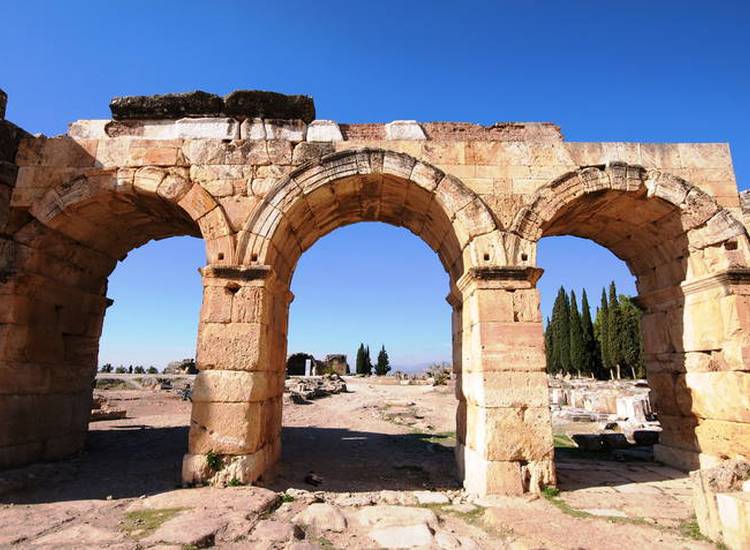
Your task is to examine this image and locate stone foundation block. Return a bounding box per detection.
[464,403,553,462]
[456,443,524,496]
[182,440,280,486]
[188,400,263,454]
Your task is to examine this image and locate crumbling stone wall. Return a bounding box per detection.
[1,89,748,496]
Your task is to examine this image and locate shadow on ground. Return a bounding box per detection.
[0,424,460,505]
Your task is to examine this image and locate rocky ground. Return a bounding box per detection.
[0,378,715,549]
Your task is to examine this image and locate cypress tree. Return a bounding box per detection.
[580,290,602,379]
[375,345,391,375]
[569,290,585,376]
[607,282,622,378]
[553,287,571,374]
[356,343,367,375]
[597,288,610,374]
[619,296,645,378]
[364,345,373,375]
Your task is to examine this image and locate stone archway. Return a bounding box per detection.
[0,165,233,468]
[182,148,556,495]
[508,162,750,470]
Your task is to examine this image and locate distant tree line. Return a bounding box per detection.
[545,282,644,379]
[100,364,158,374]
[355,343,391,376]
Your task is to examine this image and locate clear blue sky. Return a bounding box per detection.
[3,2,747,370]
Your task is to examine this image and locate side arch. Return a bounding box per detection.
[508,162,749,274]
[235,148,505,284]
[508,161,750,470]
[28,166,235,265]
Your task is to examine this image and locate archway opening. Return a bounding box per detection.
[277,221,458,492]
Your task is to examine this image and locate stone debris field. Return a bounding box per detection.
[0,377,727,549]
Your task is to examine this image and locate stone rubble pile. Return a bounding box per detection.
[550,377,661,450]
[285,374,347,403]
[691,458,750,549]
[89,393,126,422]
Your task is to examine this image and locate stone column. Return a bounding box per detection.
[455,266,555,495]
[182,264,289,485]
[643,268,750,470]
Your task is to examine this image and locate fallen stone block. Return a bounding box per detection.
[224,90,315,123]
[110,90,224,120]
[691,458,750,545]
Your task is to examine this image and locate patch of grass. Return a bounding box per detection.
[205,450,223,472]
[227,477,243,487]
[542,492,653,527]
[553,434,576,448]
[122,508,185,539]
[542,486,560,497]
[280,493,295,503]
[317,536,335,548]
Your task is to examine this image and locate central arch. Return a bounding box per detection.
[183,149,556,495]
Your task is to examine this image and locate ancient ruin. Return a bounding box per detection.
[1,89,749,497]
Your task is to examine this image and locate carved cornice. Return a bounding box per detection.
[456,265,545,292]
[200,264,272,281]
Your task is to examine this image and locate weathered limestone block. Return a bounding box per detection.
[240,118,306,141]
[67,120,108,139]
[192,370,282,403]
[716,493,750,550]
[175,118,240,140]
[385,120,426,141]
[458,371,549,408]
[189,400,263,454]
[306,120,343,142]
[196,322,270,371]
[691,459,750,547]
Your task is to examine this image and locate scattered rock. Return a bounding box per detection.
[305,471,324,487]
[369,523,434,548]
[356,505,440,530]
[34,524,124,545]
[250,519,302,543]
[414,491,451,505]
[286,375,347,402]
[294,503,347,533]
[142,510,223,547]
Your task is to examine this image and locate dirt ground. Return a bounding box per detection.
[0,378,714,549]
